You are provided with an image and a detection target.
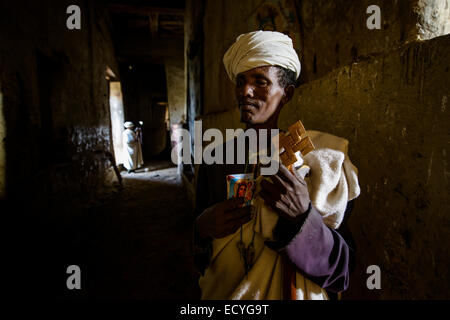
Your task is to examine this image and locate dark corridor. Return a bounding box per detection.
[2,0,197,300]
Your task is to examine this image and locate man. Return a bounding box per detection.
[135,121,144,146]
[134,121,144,168]
[122,121,143,173]
[193,31,358,300]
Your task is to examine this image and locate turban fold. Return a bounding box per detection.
[223,30,301,83]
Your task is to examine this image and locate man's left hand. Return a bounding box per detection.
[260,163,310,222]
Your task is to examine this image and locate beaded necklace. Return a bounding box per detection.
[236,149,260,276]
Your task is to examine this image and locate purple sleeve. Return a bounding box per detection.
[282,206,350,293]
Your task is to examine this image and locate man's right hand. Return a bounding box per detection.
[196,197,253,239]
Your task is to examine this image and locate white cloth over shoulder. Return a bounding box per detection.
[122,128,143,170]
[294,130,360,229]
[223,30,301,83]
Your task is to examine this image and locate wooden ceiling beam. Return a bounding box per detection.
[115,36,184,60]
[159,20,184,26]
[106,4,184,15]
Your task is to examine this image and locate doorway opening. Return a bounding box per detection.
[109,81,125,167]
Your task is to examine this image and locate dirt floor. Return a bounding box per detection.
[82,161,201,299]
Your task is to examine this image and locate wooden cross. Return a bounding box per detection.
[278,120,315,170]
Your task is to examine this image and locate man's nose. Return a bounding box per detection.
[238,83,254,98]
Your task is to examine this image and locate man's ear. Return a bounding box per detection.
[282,84,295,104]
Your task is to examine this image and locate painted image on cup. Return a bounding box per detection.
[226,173,255,206]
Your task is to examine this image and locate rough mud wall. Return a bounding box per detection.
[198,0,429,134]
[0,81,5,199]
[0,0,122,297]
[165,57,187,125]
[296,0,419,83]
[185,0,206,142]
[415,0,450,40]
[0,0,120,208]
[280,34,450,299]
[298,0,450,83]
[200,0,258,133]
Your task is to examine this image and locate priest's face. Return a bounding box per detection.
[235,66,285,126]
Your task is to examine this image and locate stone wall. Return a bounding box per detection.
[416,0,450,40]
[296,0,449,82]
[195,0,450,134]
[0,0,120,207]
[185,0,205,140]
[0,0,121,297]
[0,81,5,199]
[201,0,419,132]
[280,34,450,299]
[165,57,187,125]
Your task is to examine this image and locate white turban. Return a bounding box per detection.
[124,121,134,128]
[223,30,301,83]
